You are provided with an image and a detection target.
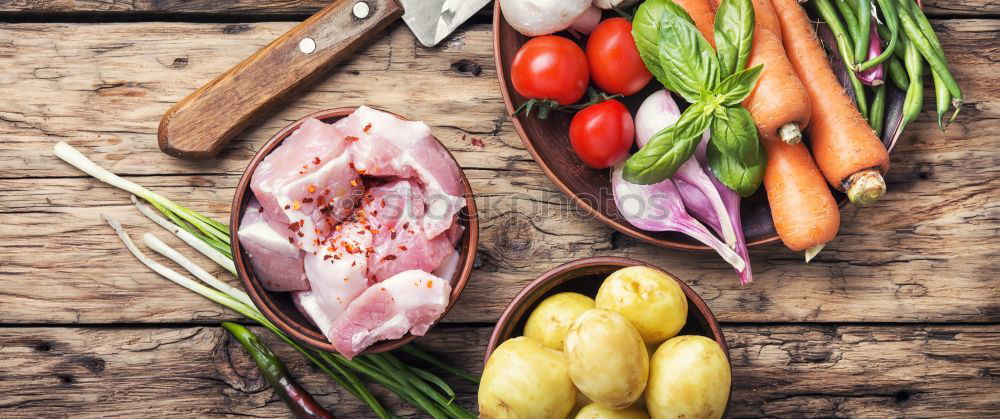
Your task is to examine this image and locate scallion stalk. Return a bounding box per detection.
[58,142,478,418]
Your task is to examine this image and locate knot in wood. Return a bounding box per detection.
[492,212,535,260]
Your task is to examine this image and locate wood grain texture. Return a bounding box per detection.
[0,0,993,16]
[0,325,997,417]
[0,20,998,324]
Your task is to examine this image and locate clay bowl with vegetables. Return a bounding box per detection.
[231,107,479,354]
[480,257,731,418]
[493,1,907,259]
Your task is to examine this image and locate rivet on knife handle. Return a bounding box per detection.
[157,0,404,160]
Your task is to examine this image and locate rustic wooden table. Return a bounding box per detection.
[0,1,997,417]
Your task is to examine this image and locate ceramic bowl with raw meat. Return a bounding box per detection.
[231,106,478,356]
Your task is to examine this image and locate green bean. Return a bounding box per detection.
[857,0,900,71]
[900,34,924,133]
[887,56,909,90]
[854,0,872,64]
[869,84,887,137]
[813,0,869,118]
[901,0,945,59]
[931,71,950,130]
[896,0,962,103]
[834,0,859,40]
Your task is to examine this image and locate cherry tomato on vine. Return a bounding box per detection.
[510,35,590,105]
[569,99,635,169]
[586,18,652,96]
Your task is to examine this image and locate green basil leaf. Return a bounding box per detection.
[707,105,766,196]
[656,9,721,102]
[623,102,714,184]
[715,64,764,105]
[714,0,755,79]
[632,0,697,90]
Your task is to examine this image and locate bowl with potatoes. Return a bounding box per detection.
[480,257,730,419]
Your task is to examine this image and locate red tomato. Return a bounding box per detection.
[586,18,653,96]
[569,100,635,169]
[511,35,590,105]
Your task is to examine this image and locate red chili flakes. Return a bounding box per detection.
[257,206,264,213]
[314,229,321,234]
[316,196,327,206]
[351,261,357,267]
[380,199,386,208]
[323,254,332,261]
[288,222,301,232]
[297,231,305,238]
[302,197,314,204]
[345,135,360,143]
[382,255,397,262]
[390,229,397,240]
[471,137,485,148]
[299,220,305,227]
[333,254,342,260]
[402,222,410,230]
[399,245,408,251]
[313,157,321,165]
[335,224,343,231]
[356,168,366,175]
[320,205,334,215]
[284,204,291,210]
[363,123,372,133]
[288,237,295,244]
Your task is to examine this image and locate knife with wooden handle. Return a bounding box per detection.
[158,0,489,160]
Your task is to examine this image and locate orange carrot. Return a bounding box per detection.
[741,27,812,144]
[760,133,840,256]
[772,0,891,206]
[690,0,811,144]
[672,0,717,47]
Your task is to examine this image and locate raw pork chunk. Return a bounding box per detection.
[334,106,466,238]
[251,118,362,252]
[329,270,451,359]
[363,179,460,283]
[237,199,309,291]
[300,222,374,339]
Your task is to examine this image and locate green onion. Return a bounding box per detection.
[55,142,478,419]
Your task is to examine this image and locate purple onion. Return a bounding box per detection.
[858,21,885,86]
[628,90,753,284]
[612,164,746,274]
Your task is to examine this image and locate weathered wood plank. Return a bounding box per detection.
[0,0,993,16]
[0,20,997,324]
[0,324,997,417]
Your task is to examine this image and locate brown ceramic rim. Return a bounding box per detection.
[493,3,791,251]
[231,107,479,353]
[483,256,731,415]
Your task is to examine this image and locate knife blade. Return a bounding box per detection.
[401,0,492,47]
[158,0,489,160]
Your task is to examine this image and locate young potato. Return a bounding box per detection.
[564,309,649,409]
[524,292,596,350]
[595,266,688,345]
[646,336,731,419]
[575,403,651,419]
[479,337,576,418]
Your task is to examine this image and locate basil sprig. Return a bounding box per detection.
[626,0,767,197]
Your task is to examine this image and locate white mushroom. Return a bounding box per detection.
[592,0,641,10]
[499,0,591,37]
